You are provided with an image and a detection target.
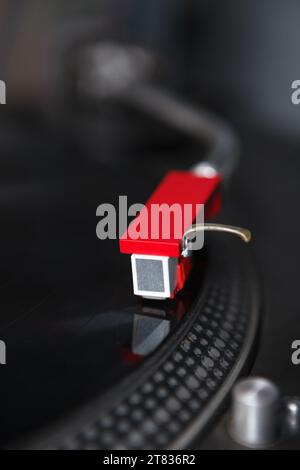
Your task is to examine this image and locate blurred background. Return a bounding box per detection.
[0,0,300,443]
[1,0,300,135]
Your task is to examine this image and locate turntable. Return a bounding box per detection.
[1,1,300,452]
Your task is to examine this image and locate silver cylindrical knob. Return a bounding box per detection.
[230,377,281,447]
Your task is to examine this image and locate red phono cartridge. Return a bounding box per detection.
[120,167,251,300]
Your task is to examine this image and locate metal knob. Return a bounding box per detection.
[230,377,281,447]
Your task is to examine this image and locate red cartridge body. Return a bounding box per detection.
[119,170,221,299]
[120,170,221,257]
[120,171,221,299]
